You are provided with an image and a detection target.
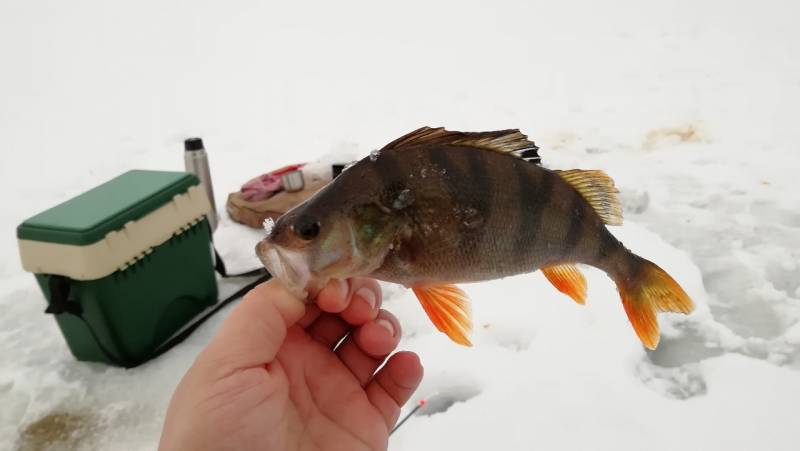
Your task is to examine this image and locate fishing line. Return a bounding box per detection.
[390,398,426,436]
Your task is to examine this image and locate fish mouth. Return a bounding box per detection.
[256,241,312,300]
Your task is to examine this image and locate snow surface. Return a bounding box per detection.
[2,0,799,450]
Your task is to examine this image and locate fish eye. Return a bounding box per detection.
[293,216,321,241]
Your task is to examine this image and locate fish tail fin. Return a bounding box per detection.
[612,254,694,350]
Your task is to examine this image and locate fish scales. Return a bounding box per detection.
[368,144,611,285]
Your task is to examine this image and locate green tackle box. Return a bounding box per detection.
[17,170,218,365]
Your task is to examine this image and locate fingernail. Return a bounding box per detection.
[376,318,395,337]
[355,287,377,310]
[329,278,348,300]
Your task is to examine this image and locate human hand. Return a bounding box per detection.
[159,278,423,451]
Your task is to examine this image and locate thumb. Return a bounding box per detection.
[197,279,306,378]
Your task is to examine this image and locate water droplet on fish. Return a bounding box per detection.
[392,188,414,210]
[420,168,427,178]
[263,217,276,237]
[461,207,483,229]
[369,149,381,161]
[440,168,447,175]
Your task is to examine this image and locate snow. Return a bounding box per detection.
[1,0,799,450]
[262,217,275,237]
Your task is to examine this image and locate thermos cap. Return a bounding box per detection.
[280,170,305,192]
[184,138,205,151]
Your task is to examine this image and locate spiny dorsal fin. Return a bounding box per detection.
[556,169,623,226]
[383,126,541,163]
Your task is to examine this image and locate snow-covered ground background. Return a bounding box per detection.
[2,0,799,449]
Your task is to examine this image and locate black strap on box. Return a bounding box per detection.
[45,251,269,369]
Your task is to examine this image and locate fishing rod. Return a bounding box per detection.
[390,398,427,436]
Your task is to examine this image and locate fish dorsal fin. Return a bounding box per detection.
[383,126,541,163]
[555,169,623,226]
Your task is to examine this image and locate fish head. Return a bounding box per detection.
[256,168,402,299]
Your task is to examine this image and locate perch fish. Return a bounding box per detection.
[256,127,694,349]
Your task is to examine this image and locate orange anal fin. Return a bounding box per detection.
[541,264,587,305]
[412,284,473,347]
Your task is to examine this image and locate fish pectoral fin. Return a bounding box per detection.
[412,284,473,347]
[541,264,587,305]
[555,169,623,226]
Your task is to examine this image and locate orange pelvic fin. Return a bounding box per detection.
[412,284,473,346]
[541,263,587,305]
[616,258,694,350]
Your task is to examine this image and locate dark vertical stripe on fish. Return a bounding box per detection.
[427,146,462,205]
[465,150,495,261]
[514,161,543,260]
[426,145,471,259]
[376,149,416,213]
[529,169,556,254]
[562,191,587,259]
[377,149,408,186]
[466,150,492,216]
